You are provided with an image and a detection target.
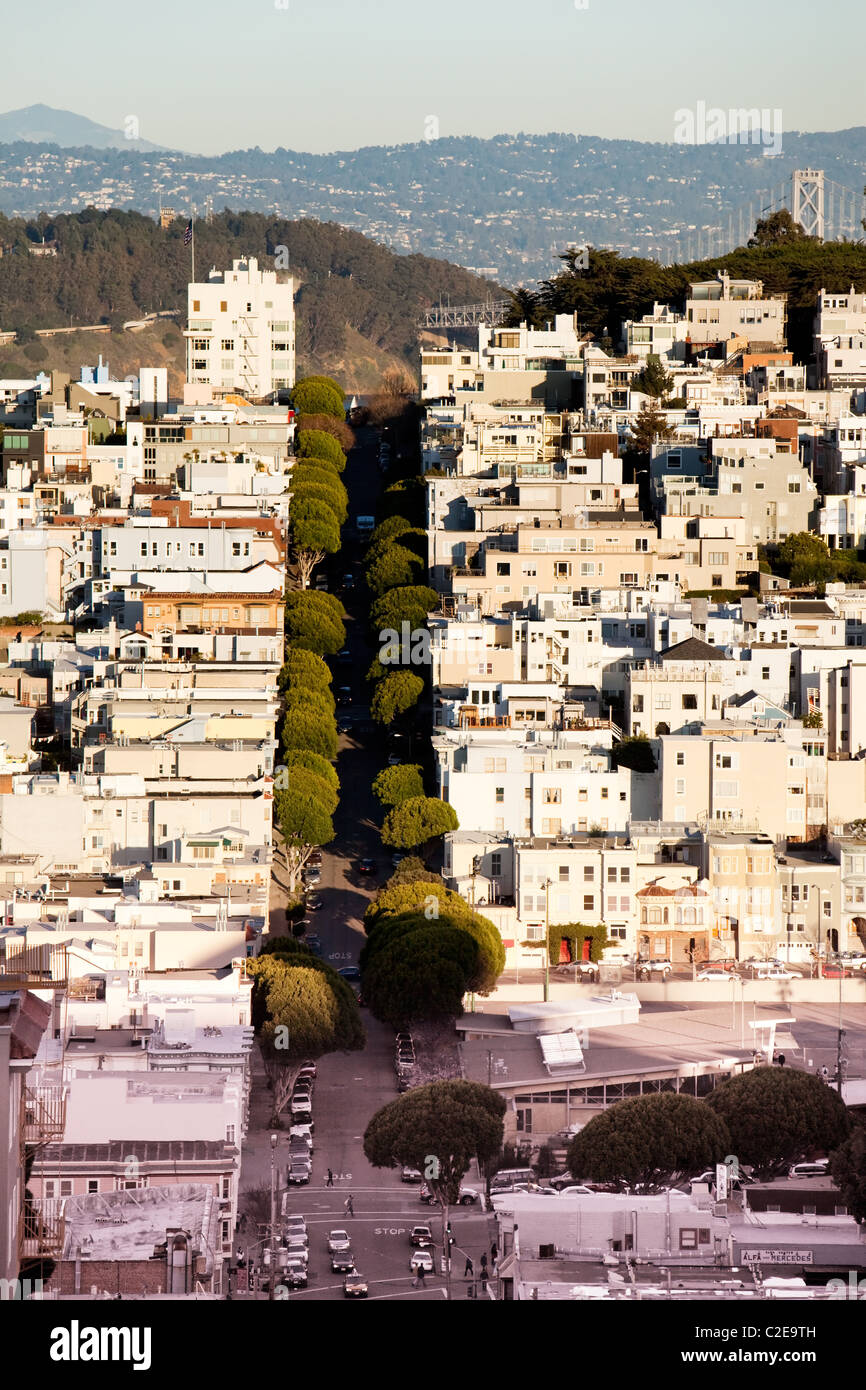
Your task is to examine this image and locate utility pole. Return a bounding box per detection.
[543,879,551,1003]
[268,1132,278,1302]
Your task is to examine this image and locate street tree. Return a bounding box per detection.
[567,1093,732,1190]
[363,926,477,1027]
[274,774,336,890]
[282,748,339,794]
[371,669,424,725]
[372,763,424,808]
[291,377,345,419]
[297,430,346,471]
[279,649,332,696]
[364,1080,506,1208]
[284,591,346,655]
[251,943,364,1122]
[384,856,441,889]
[829,1127,866,1222]
[381,795,459,849]
[371,585,440,638]
[365,542,425,598]
[706,1067,851,1177]
[290,498,341,588]
[281,706,338,762]
[290,477,348,525]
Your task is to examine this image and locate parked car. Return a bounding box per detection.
[571,961,599,980]
[696,958,739,973]
[337,717,354,735]
[290,1093,312,1116]
[490,1167,535,1192]
[314,575,329,591]
[305,894,324,911]
[358,858,377,876]
[338,965,361,981]
[696,967,741,982]
[410,1249,434,1274]
[342,573,355,591]
[401,1165,423,1183]
[822,963,852,978]
[284,1234,309,1261]
[297,1060,317,1078]
[789,1159,830,1178]
[337,649,352,666]
[288,1159,311,1185]
[343,1271,368,1298]
[391,852,405,869]
[283,1258,308,1288]
[554,1185,596,1197]
[282,1210,307,1232]
[327,1229,351,1253]
[292,918,310,938]
[331,1249,355,1273]
[302,866,321,885]
[289,1124,313,1148]
[337,686,353,707]
[305,934,323,955]
[754,966,801,980]
[410,1225,433,1247]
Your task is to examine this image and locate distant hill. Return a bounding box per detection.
[0,122,864,282]
[0,208,500,388]
[0,104,171,153]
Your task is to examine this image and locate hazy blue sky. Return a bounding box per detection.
[12,0,865,155]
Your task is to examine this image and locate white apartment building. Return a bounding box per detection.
[622,303,689,361]
[817,333,866,393]
[433,733,654,838]
[185,257,295,399]
[819,465,866,550]
[420,315,584,403]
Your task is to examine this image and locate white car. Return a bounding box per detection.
[327,1229,351,1253]
[556,1185,596,1197]
[410,1249,434,1274]
[696,967,741,982]
[754,966,800,980]
[290,1123,314,1147]
[290,1093,312,1116]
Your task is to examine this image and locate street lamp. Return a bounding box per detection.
[268,1132,279,1303]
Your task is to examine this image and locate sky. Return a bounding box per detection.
[9,0,865,155]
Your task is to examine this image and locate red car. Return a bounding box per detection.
[822,963,852,978]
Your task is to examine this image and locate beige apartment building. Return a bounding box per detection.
[449,516,738,616]
[658,727,828,843]
[685,272,786,348]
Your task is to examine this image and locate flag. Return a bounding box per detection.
[183,220,193,246]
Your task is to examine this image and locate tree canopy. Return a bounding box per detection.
[364,1081,506,1205]
[567,1093,732,1190]
[372,762,425,807]
[365,542,425,598]
[371,669,424,724]
[371,586,440,639]
[706,1067,851,1177]
[291,376,345,419]
[284,591,346,655]
[829,1127,866,1222]
[297,429,346,471]
[381,795,458,848]
[282,706,338,762]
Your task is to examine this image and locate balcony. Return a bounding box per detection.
[0,943,68,989]
[23,1082,67,1146]
[20,1197,65,1265]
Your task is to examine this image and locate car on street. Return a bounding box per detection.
[305,894,324,911]
[696,967,741,982]
[553,1185,595,1197]
[571,961,599,980]
[285,1235,309,1262]
[401,1165,423,1183]
[753,966,801,980]
[288,1159,311,1185]
[822,963,852,978]
[684,1168,754,1191]
[343,1271,368,1298]
[358,858,377,875]
[337,649,352,666]
[410,1225,433,1247]
[291,917,309,938]
[391,852,405,869]
[337,718,354,735]
[292,1075,313,1092]
[307,850,323,867]
[282,1210,307,1232]
[328,1229,351,1253]
[410,1249,434,1274]
[305,934,323,955]
[337,686,353,706]
[338,965,361,980]
[331,1249,355,1273]
[420,1182,480,1206]
[314,575,329,591]
[636,959,673,980]
[290,1093,312,1117]
[283,1259,308,1288]
[342,573,355,591]
[290,1122,313,1142]
[297,1060,317,1078]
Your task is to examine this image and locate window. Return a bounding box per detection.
[583,894,594,911]
[584,865,594,882]
[676,752,685,767]
[495,787,504,803]
[543,788,561,804]
[682,694,698,709]
[558,866,569,882]
[87,1180,99,1194]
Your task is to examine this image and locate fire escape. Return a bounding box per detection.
[2,943,70,1272]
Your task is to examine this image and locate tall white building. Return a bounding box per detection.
[185,257,295,400]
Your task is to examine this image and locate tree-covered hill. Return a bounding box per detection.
[0,208,500,380]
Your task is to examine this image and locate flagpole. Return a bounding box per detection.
[191,205,196,285]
